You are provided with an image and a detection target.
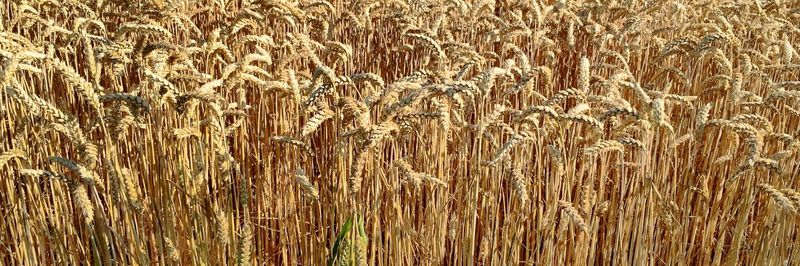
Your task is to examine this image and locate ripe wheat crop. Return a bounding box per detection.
[1,0,799,265]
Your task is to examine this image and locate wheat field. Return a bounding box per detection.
[1,0,799,265]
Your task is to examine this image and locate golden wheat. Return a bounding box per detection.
[2,1,800,265]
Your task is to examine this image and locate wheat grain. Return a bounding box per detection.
[758,184,797,213]
[559,200,588,233]
[295,168,319,200]
[72,183,94,224]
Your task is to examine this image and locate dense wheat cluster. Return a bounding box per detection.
[1,0,800,265]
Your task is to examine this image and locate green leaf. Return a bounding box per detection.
[327,215,353,266]
[356,214,366,237]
